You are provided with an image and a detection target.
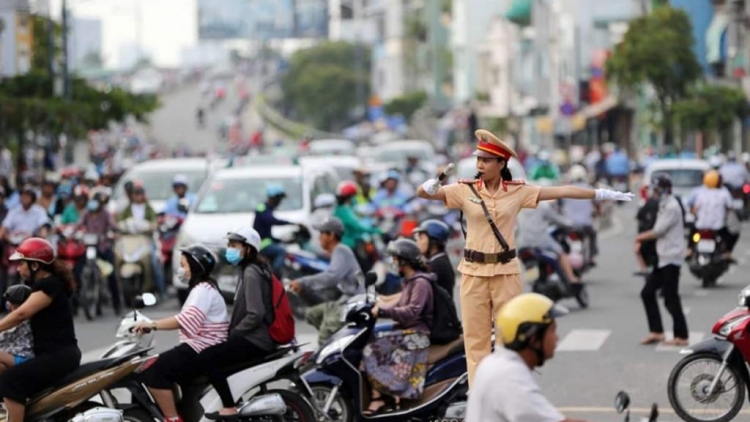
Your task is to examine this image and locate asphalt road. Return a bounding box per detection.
[72,203,750,421]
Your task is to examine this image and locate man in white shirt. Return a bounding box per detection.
[693,170,735,259]
[1,188,49,239]
[466,293,588,422]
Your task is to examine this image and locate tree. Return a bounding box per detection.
[281,41,371,131]
[606,6,702,145]
[384,91,428,120]
[80,51,104,68]
[673,84,748,145]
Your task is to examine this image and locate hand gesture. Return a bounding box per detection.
[595,189,634,202]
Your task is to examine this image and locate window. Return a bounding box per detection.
[309,174,329,206]
[195,176,303,214]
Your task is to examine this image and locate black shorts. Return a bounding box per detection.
[140,343,200,389]
[0,346,81,402]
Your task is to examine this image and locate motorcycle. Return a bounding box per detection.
[157,213,184,283]
[298,272,468,422]
[688,229,729,288]
[114,218,152,308]
[99,296,317,422]
[615,391,659,422]
[667,284,750,422]
[555,227,594,276]
[728,185,748,221]
[55,225,86,272]
[78,231,114,321]
[518,247,589,308]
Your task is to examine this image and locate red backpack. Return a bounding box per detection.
[266,273,295,344]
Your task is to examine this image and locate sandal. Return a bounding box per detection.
[662,338,689,347]
[363,398,388,416]
[640,334,665,345]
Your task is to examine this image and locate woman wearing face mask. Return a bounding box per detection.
[133,244,228,422]
[195,226,275,420]
[361,238,434,415]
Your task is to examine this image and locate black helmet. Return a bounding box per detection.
[179,244,217,276]
[21,186,37,203]
[652,173,672,194]
[4,284,31,305]
[387,238,423,265]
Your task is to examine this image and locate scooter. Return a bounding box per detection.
[157,200,188,282]
[555,226,594,276]
[299,273,468,422]
[687,229,729,288]
[78,231,115,321]
[114,218,152,307]
[615,391,659,422]
[518,247,589,308]
[99,295,317,422]
[667,284,750,422]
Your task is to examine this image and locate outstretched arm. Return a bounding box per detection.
[539,185,633,202]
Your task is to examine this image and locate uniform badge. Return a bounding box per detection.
[469,197,482,204]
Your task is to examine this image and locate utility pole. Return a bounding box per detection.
[427,0,444,106]
[61,0,70,100]
[353,0,364,118]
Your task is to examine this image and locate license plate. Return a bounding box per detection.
[569,241,582,254]
[697,239,716,253]
[734,199,744,210]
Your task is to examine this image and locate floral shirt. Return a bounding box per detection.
[0,320,34,358]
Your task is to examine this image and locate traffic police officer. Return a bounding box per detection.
[417,129,634,386]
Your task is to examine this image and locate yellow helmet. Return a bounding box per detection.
[703,170,721,189]
[496,293,568,350]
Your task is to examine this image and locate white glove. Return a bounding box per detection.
[422,178,440,196]
[595,189,634,202]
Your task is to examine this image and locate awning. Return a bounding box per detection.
[706,12,730,64]
[578,96,619,120]
[505,0,532,26]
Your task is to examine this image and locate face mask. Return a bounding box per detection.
[86,199,99,211]
[176,267,189,283]
[225,248,242,266]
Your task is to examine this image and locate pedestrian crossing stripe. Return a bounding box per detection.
[555,329,706,353]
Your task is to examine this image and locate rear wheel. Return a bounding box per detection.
[79,265,100,321]
[267,389,317,422]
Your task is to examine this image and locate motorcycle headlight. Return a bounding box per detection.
[719,314,750,337]
[315,334,358,365]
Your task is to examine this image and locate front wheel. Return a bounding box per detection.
[267,389,317,422]
[309,384,353,422]
[667,352,746,422]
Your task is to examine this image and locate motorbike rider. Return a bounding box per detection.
[76,191,122,315]
[517,180,581,285]
[691,170,735,261]
[561,165,600,266]
[719,151,748,190]
[605,146,630,190]
[61,185,89,225]
[38,177,63,218]
[164,174,196,218]
[117,184,165,297]
[413,219,455,298]
[0,187,50,241]
[353,167,375,205]
[371,170,411,213]
[405,155,430,189]
[134,245,228,422]
[0,238,81,422]
[333,181,381,252]
[0,177,18,211]
[466,293,586,422]
[197,226,275,420]
[530,151,560,182]
[363,239,434,415]
[253,185,299,275]
[289,217,364,343]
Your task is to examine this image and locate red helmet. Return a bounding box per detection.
[336,181,357,198]
[10,238,56,265]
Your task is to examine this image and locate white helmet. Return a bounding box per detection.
[567,164,588,182]
[708,155,723,169]
[225,226,261,251]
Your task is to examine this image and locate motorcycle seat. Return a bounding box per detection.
[427,336,464,366]
[188,346,297,385]
[31,356,122,400]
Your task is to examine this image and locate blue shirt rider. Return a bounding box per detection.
[253,184,298,273]
[371,170,410,213]
[163,174,196,218]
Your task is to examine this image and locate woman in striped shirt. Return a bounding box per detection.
[134,244,229,422]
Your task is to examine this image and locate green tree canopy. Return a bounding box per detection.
[281,41,371,131]
[674,84,748,133]
[606,6,702,144]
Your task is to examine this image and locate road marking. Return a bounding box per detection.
[556,329,610,352]
[655,332,705,352]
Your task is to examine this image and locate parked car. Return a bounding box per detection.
[109,158,225,215]
[640,159,709,227]
[172,163,340,302]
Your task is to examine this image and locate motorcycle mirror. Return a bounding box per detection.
[141,293,157,307]
[365,271,378,287]
[614,391,630,414]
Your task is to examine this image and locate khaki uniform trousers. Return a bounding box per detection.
[460,273,523,387]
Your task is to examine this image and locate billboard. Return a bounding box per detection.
[197,0,328,40]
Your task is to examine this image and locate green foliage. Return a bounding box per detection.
[674,84,748,133]
[31,15,62,73]
[281,41,370,130]
[383,91,428,120]
[606,6,702,143]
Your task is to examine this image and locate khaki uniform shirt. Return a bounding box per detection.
[443,181,541,276]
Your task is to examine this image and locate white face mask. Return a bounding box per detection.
[176,266,189,283]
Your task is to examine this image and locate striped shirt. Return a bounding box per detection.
[175,282,229,352]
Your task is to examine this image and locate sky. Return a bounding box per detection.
[50,0,198,69]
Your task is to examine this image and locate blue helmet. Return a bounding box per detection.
[266,184,286,199]
[412,219,450,243]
